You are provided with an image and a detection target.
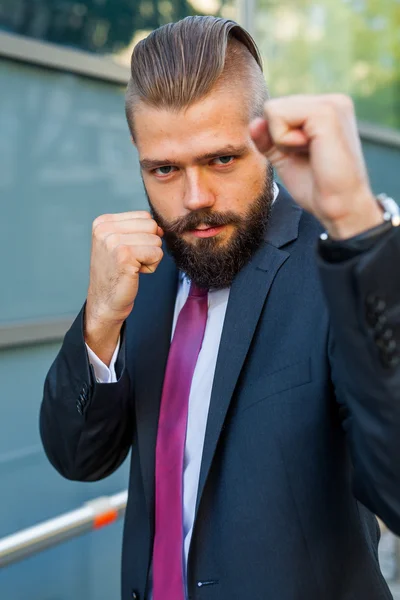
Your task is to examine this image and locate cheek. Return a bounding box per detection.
[242,160,270,207]
[217,158,267,210]
[143,177,184,222]
[246,155,269,191]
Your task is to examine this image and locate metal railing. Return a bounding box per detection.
[0,490,127,568]
[0,316,75,350]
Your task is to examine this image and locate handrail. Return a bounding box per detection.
[0,490,127,568]
[0,316,75,350]
[358,121,400,150]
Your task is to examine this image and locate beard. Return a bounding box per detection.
[144,164,275,289]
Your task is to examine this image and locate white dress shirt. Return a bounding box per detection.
[86,282,230,593]
[86,182,279,594]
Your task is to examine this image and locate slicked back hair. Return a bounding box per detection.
[125,16,268,138]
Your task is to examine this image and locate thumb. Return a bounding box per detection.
[250,117,310,157]
[249,118,273,154]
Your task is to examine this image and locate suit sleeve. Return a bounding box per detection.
[39,305,133,482]
[318,225,400,535]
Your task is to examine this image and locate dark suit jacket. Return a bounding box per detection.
[40,187,400,600]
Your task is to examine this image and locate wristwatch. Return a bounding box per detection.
[319,193,400,262]
[375,193,400,227]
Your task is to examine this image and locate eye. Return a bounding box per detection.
[213,155,234,166]
[154,166,177,176]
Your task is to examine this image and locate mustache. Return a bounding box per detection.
[164,210,241,235]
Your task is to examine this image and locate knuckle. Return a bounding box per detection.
[147,245,163,263]
[104,232,120,250]
[335,94,353,111]
[154,247,164,262]
[115,244,131,263]
[147,219,159,234]
[318,101,337,120]
[93,221,112,240]
[92,217,103,234]
[92,214,111,231]
[264,99,277,118]
[144,231,162,246]
[323,94,353,115]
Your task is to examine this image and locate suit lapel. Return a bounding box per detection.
[195,186,303,514]
[130,187,302,529]
[129,249,178,526]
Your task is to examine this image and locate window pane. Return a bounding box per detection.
[0,0,237,67]
[255,0,400,130]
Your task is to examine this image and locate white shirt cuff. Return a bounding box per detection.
[85,338,120,383]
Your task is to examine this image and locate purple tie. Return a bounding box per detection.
[152,282,208,600]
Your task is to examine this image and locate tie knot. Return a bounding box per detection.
[189,282,208,297]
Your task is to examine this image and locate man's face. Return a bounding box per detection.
[134,85,274,288]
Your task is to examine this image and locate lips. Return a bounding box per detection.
[190,225,226,238]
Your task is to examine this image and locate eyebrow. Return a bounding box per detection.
[139,144,248,170]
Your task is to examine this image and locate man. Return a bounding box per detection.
[40,16,400,600]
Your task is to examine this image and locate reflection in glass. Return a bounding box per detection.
[0,0,236,66]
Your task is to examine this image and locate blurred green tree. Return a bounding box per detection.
[255,0,400,129]
[1,0,398,128]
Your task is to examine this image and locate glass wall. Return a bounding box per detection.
[255,0,400,130]
[0,0,236,66]
[0,60,135,600]
[1,2,399,598]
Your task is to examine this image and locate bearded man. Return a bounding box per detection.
[40,16,400,600]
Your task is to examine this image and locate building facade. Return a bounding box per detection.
[1,1,399,598]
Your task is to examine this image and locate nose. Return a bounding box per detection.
[183,169,215,212]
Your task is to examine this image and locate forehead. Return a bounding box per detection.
[133,86,251,161]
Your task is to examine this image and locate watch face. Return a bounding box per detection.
[377,193,400,225]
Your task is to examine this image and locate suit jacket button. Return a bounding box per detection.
[381,328,394,342]
[131,591,139,599]
[366,294,386,314]
[374,298,386,314]
[387,355,400,368]
[374,314,388,335]
[385,339,397,353]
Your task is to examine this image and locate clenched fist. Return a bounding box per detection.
[250,94,383,239]
[84,211,163,365]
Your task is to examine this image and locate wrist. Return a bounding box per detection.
[319,191,400,262]
[84,309,124,367]
[323,197,384,240]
